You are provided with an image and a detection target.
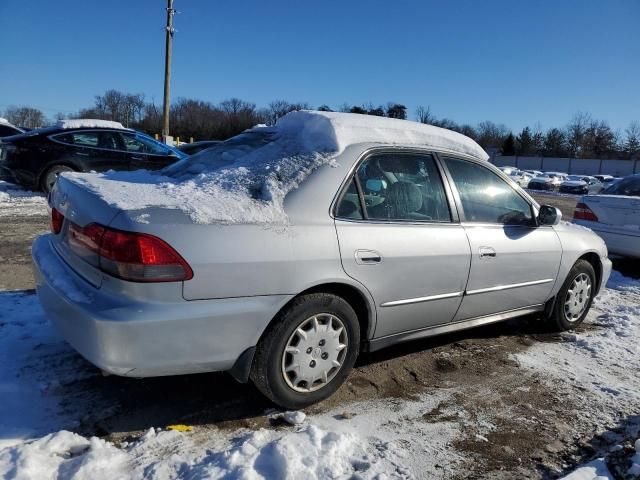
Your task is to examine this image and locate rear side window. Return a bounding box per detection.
[444,157,534,225]
[336,178,364,219]
[54,131,121,150]
[337,153,451,222]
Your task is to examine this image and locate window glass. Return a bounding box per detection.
[54,131,121,150]
[444,157,534,225]
[0,125,21,137]
[335,178,364,219]
[355,153,451,222]
[603,176,640,196]
[121,133,170,155]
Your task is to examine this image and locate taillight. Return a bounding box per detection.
[574,202,598,221]
[51,208,64,234]
[67,222,193,282]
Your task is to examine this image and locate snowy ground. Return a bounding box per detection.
[0,180,47,217]
[1,181,639,479]
[0,271,638,479]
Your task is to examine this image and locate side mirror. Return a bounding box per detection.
[538,205,562,226]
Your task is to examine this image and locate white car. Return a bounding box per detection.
[573,174,640,258]
[510,171,533,188]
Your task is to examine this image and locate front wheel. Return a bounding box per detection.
[250,293,360,409]
[548,260,597,331]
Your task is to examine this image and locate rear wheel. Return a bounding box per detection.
[548,260,596,331]
[41,165,75,193]
[250,293,360,409]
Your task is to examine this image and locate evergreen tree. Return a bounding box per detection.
[501,133,516,155]
[515,127,533,155]
[386,103,407,119]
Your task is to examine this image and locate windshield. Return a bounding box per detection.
[603,176,640,196]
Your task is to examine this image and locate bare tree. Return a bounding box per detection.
[624,121,640,158]
[4,106,47,128]
[415,105,435,124]
[565,112,592,158]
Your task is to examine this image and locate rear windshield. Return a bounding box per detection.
[603,177,640,196]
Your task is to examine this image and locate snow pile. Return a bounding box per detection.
[0,181,47,216]
[56,119,128,130]
[0,423,410,479]
[0,431,129,480]
[62,110,486,225]
[559,458,613,480]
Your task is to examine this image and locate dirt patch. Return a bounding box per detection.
[0,214,48,290]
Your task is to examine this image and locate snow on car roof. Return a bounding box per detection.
[0,117,9,124]
[56,119,129,130]
[63,111,487,225]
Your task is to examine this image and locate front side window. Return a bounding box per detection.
[444,157,534,225]
[121,133,171,155]
[337,153,451,222]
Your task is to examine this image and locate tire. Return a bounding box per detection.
[548,260,597,331]
[40,165,75,193]
[250,293,360,409]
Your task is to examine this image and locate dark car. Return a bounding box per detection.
[177,140,221,156]
[0,121,25,137]
[559,175,604,195]
[0,120,186,192]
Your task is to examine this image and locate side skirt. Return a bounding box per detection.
[367,304,544,352]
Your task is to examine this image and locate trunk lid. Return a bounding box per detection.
[581,194,640,228]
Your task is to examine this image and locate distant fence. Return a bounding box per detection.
[490,155,640,176]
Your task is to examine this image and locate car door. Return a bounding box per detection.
[119,132,180,170]
[52,130,127,171]
[441,156,562,321]
[334,151,471,339]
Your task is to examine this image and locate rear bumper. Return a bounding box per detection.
[32,235,292,377]
[573,220,640,259]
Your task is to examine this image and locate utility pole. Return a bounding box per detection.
[162,0,175,142]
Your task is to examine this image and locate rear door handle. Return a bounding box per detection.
[479,246,496,258]
[355,249,382,264]
[75,152,90,156]
[129,155,144,161]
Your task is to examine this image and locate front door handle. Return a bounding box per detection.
[129,155,144,161]
[355,249,382,265]
[479,246,496,259]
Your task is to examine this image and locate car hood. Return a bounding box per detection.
[561,180,587,187]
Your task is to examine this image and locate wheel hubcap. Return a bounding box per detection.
[281,313,348,393]
[564,273,592,322]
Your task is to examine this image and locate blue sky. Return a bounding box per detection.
[1,0,638,132]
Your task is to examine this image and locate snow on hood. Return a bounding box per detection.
[56,119,129,130]
[62,111,487,225]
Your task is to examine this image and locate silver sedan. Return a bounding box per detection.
[32,112,611,409]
